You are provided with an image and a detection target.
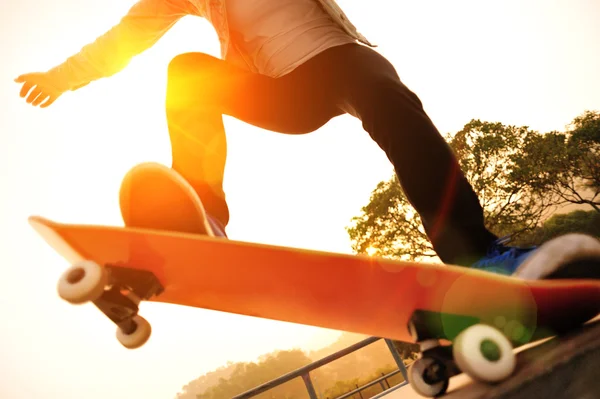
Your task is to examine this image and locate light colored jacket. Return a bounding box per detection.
[52,0,374,91]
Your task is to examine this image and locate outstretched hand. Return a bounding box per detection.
[14,72,67,108]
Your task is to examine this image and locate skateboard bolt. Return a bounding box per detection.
[480,339,502,362]
[122,320,138,335]
[67,268,86,284]
[423,361,446,384]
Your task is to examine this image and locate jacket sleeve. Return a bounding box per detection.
[48,0,192,91]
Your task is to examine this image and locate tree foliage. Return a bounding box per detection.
[449,120,553,235]
[511,110,600,211]
[572,111,600,193]
[193,350,312,399]
[176,365,234,399]
[515,210,600,246]
[347,111,600,261]
[346,176,434,261]
[322,365,404,399]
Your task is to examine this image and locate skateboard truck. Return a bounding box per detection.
[56,260,164,349]
[406,310,516,397]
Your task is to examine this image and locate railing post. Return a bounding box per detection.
[384,339,409,382]
[302,373,319,399]
[380,372,389,390]
[357,384,364,399]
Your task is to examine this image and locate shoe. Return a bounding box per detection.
[470,236,536,276]
[472,234,600,279]
[512,234,600,280]
[119,162,226,237]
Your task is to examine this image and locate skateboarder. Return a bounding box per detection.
[14,0,596,275]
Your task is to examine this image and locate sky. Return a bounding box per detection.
[1,0,599,398]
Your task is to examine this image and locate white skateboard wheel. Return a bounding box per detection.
[116,315,151,349]
[57,260,107,304]
[453,324,516,382]
[407,357,449,397]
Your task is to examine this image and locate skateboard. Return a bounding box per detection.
[28,215,600,397]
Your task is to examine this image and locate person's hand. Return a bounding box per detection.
[14,71,68,108]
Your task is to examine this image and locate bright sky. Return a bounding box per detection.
[1,1,599,398]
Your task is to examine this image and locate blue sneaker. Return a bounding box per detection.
[472,234,600,279]
[470,236,537,276]
[513,234,600,280]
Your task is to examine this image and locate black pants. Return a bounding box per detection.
[165,43,497,266]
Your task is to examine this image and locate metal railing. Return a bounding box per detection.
[336,369,402,399]
[232,337,409,399]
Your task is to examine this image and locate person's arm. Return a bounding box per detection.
[48,0,191,91]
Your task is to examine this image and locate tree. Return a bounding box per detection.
[195,350,314,399]
[347,112,600,261]
[176,362,237,399]
[447,120,555,236]
[516,210,600,246]
[570,110,600,193]
[511,110,600,212]
[322,365,405,399]
[347,119,553,261]
[346,175,434,261]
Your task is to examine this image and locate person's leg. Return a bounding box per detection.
[164,46,495,265]
[314,44,498,266]
[164,51,342,227]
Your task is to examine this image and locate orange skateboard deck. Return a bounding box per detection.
[29,215,600,397]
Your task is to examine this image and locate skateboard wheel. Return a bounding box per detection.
[116,315,151,349]
[407,357,449,397]
[57,260,108,304]
[453,324,515,382]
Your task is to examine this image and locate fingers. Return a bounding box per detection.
[28,90,58,108]
[31,93,50,107]
[27,87,43,104]
[20,81,34,98]
[19,82,58,108]
[16,72,62,108]
[40,95,58,108]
